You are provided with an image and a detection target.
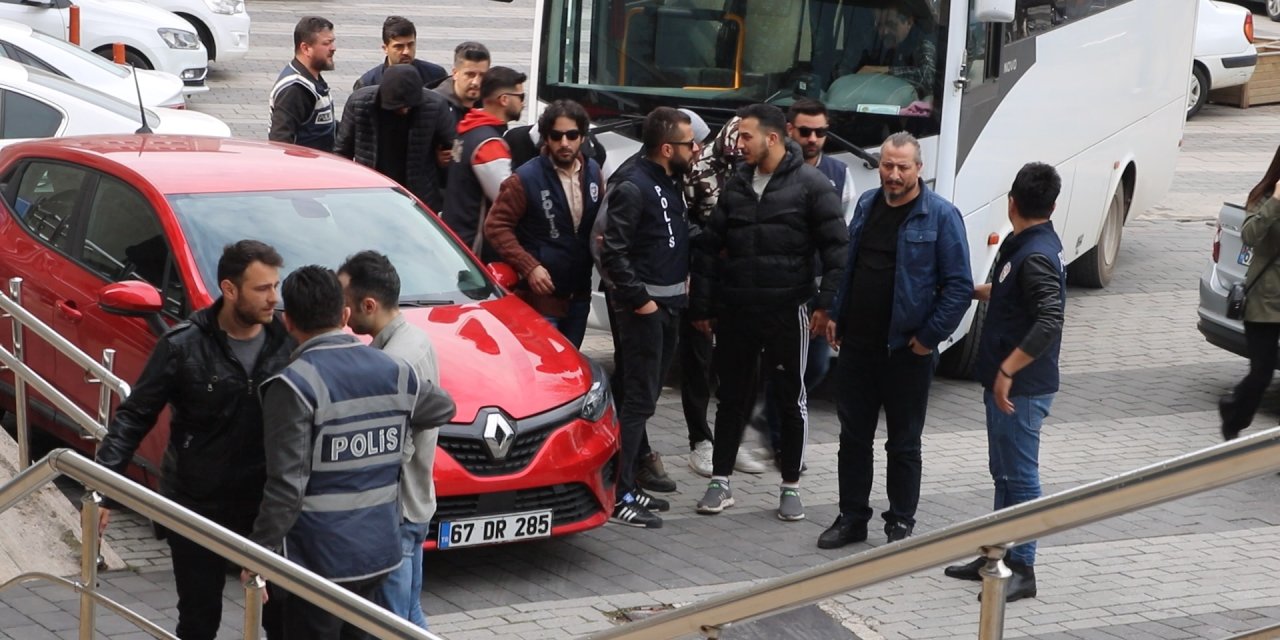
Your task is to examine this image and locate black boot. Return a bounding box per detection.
[943,557,984,581]
[1004,562,1037,602]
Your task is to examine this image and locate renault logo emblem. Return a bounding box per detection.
[483,412,516,460]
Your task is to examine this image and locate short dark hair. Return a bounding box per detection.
[293,16,334,52]
[1010,162,1062,220]
[381,16,415,44]
[736,103,787,137]
[454,41,490,66]
[282,265,345,333]
[480,66,527,101]
[217,240,283,286]
[641,106,692,155]
[538,100,589,142]
[787,98,828,123]
[338,251,401,309]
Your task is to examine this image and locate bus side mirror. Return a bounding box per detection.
[973,0,1015,23]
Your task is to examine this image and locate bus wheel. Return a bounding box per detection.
[1069,185,1127,288]
[937,294,987,379]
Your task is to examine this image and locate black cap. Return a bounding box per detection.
[379,65,425,111]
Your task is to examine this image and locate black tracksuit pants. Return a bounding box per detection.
[614,304,681,497]
[710,304,810,483]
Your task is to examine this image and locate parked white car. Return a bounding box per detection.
[1191,0,1258,117]
[0,20,184,109]
[140,0,249,63]
[0,58,227,149]
[0,0,208,91]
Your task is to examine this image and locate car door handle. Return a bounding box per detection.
[56,300,82,323]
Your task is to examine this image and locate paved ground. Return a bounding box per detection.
[3,1,1280,639]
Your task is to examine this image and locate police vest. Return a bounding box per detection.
[615,157,691,307]
[269,62,335,152]
[816,154,848,196]
[515,154,603,296]
[269,333,416,582]
[976,222,1066,397]
[442,120,507,259]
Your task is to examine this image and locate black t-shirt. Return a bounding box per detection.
[375,108,411,187]
[841,193,916,347]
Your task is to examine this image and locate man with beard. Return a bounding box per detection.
[96,241,293,640]
[269,16,337,152]
[599,106,700,528]
[818,131,972,549]
[690,103,847,523]
[483,99,603,347]
[351,16,447,91]
[435,41,490,123]
[441,66,525,259]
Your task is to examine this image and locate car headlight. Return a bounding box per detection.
[158,28,201,50]
[203,0,245,14]
[580,364,613,422]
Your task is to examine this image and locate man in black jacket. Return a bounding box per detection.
[600,106,699,528]
[351,16,447,91]
[690,103,847,523]
[335,64,456,213]
[96,240,293,640]
[268,16,336,152]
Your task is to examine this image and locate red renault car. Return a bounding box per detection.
[0,135,619,549]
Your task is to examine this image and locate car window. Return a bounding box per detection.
[4,43,64,76]
[1,90,62,138]
[24,65,157,128]
[11,160,85,252]
[28,31,128,78]
[82,175,185,316]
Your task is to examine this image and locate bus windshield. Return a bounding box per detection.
[540,0,948,147]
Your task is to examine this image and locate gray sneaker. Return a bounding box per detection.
[695,480,734,514]
[777,487,805,521]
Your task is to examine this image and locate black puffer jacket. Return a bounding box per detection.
[690,140,848,318]
[96,300,295,508]
[334,86,456,212]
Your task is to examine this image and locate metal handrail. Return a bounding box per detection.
[589,426,1280,640]
[0,449,447,640]
[0,572,176,639]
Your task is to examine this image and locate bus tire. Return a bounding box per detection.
[1187,64,1208,119]
[937,294,988,380]
[1069,184,1127,288]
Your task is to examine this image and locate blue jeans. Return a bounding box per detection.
[984,390,1053,566]
[543,299,591,348]
[375,519,429,628]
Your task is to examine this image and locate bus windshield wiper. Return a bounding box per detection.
[826,131,879,170]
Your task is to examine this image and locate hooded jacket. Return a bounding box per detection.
[442,109,512,258]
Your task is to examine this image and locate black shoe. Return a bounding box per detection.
[979,562,1037,602]
[817,515,867,549]
[610,501,663,529]
[631,488,670,512]
[885,521,913,543]
[1220,397,1245,441]
[636,452,678,493]
[944,557,984,581]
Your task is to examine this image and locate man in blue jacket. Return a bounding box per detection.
[351,16,447,91]
[819,131,973,549]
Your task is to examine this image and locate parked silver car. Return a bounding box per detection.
[1198,202,1251,357]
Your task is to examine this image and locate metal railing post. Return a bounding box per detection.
[9,277,28,467]
[79,490,101,640]
[91,348,116,438]
[976,544,1011,640]
[242,572,265,640]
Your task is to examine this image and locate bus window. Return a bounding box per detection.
[1009,0,1106,42]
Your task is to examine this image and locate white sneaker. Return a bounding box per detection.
[688,440,714,477]
[734,446,770,474]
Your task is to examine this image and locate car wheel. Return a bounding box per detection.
[1068,185,1127,288]
[1269,0,1280,22]
[1187,64,1208,119]
[93,46,153,71]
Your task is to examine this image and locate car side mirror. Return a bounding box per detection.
[973,0,1015,23]
[98,280,163,316]
[486,262,518,290]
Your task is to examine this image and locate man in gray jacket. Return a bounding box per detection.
[338,251,440,628]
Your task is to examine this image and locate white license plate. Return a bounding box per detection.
[438,510,552,549]
[1240,246,1254,266]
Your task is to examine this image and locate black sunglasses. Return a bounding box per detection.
[548,129,582,142]
[502,92,526,101]
[668,139,697,148]
[796,126,829,139]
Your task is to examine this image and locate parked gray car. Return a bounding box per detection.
[1199,202,1252,357]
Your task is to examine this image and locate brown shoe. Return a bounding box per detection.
[636,452,677,493]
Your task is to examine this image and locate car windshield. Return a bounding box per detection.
[25,65,158,127]
[541,0,947,147]
[30,30,129,78]
[168,187,500,304]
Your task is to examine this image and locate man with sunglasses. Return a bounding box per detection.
[442,66,526,260]
[484,100,603,347]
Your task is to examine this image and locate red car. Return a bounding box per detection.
[0,134,619,550]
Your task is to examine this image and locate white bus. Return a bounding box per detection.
[510,0,1195,375]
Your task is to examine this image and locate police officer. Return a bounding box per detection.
[247,266,455,639]
[269,16,337,152]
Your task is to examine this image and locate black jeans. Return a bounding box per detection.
[166,503,282,640]
[835,344,937,527]
[283,574,385,640]
[1223,321,1280,434]
[614,304,681,497]
[710,305,810,483]
[679,315,716,449]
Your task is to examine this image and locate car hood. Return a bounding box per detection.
[152,107,230,136]
[134,68,185,108]
[403,295,593,423]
